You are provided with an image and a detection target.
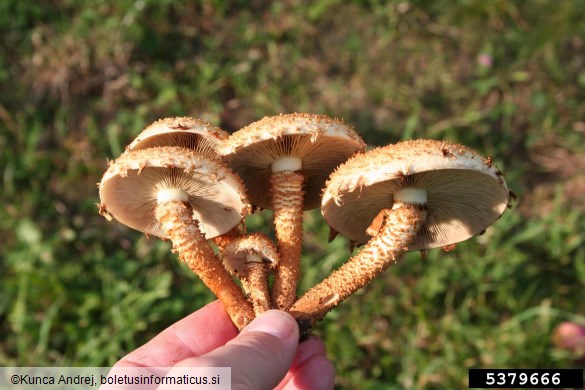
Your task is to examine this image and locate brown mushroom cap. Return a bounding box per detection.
[221,113,366,210]
[321,139,510,250]
[99,146,250,239]
[126,117,228,156]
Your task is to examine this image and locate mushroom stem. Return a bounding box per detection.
[244,255,272,315]
[290,198,428,336]
[270,170,305,310]
[155,200,254,329]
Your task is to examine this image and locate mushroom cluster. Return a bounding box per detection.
[98,114,513,335]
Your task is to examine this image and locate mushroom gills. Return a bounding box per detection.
[221,113,366,311]
[98,146,255,329]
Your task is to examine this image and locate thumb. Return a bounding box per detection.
[175,310,299,390]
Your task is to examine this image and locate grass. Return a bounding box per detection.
[1,1,585,388]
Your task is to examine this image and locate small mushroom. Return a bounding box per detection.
[221,233,280,315]
[125,116,228,157]
[290,139,510,333]
[222,113,365,310]
[98,146,254,329]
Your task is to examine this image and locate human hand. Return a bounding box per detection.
[107,301,335,390]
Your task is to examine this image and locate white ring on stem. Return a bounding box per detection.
[393,188,428,205]
[271,156,303,172]
[157,188,189,204]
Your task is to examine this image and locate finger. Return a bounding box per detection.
[114,300,238,367]
[280,355,335,390]
[276,334,335,390]
[172,310,299,390]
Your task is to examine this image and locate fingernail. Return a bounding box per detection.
[242,310,297,340]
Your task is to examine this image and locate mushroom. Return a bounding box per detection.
[127,116,249,251]
[98,146,254,329]
[221,233,280,315]
[125,116,228,157]
[221,113,366,310]
[290,139,511,333]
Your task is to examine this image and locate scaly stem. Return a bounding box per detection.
[244,259,272,315]
[290,201,427,337]
[155,200,254,329]
[270,171,305,310]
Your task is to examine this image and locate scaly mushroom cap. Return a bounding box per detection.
[221,113,366,210]
[126,117,228,156]
[321,139,510,250]
[98,146,250,239]
[222,233,279,276]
